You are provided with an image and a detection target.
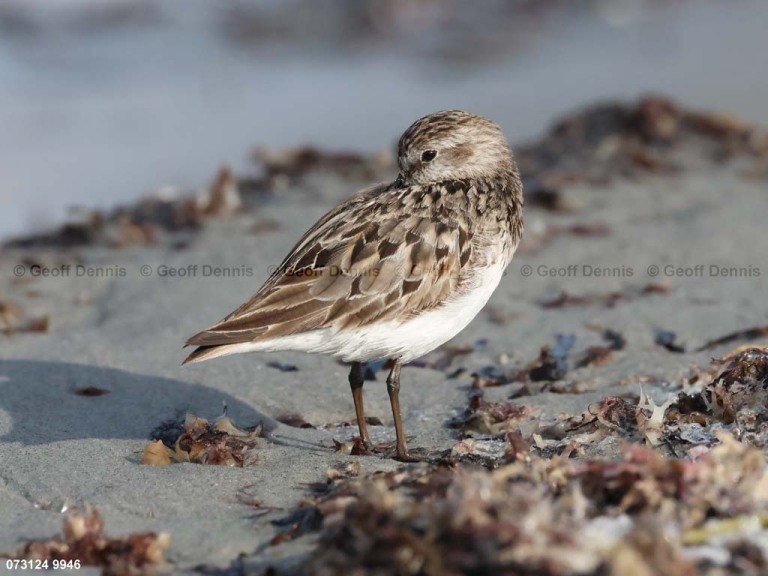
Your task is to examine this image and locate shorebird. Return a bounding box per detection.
[184,110,524,460]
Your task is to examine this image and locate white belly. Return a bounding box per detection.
[225,257,509,364]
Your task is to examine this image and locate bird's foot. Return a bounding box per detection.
[393,451,420,463]
[391,446,430,463]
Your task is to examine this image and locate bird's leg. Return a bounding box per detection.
[386,360,411,460]
[348,362,372,448]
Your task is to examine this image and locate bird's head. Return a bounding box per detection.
[396,110,516,186]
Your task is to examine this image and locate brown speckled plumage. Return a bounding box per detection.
[184,110,524,460]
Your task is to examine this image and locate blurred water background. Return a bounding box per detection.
[1,0,767,238]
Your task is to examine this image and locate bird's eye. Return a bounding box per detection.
[421,149,437,163]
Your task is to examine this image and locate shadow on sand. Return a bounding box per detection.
[0,359,269,445]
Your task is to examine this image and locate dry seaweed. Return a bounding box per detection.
[540,283,670,309]
[283,430,768,576]
[0,299,49,335]
[143,413,262,467]
[540,290,621,309]
[575,346,615,368]
[700,347,768,424]
[7,96,765,251]
[695,325,768,352]
[471,365,511,389]
[199,165,242,217]
[252,146,395,185]
[641,283,672,295]
[277,414,315,429]
[270,461,365,546]
[651,347,768,453]
[140,440,172,467]
[588,396,640,435]
[465,335,599,391]
[4,197,197,249]
[0,507,170,575]
[149,418,186,448]
[2,163,250,249]
[514,334,575,382]
[465,331,623,397]
[267,361,299,372]
[73,386,110,397]
[3,145,394,250]
[655,330,686,353]
[518,96,768,210]
[260,350,768,575]
[528,392,653,456]
[332,437,374,457]
[601,328,628,350]
[450,390,537,437]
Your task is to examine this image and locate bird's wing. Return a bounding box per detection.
[185,184,473,348]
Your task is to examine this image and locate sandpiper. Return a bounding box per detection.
[184,110,524,460]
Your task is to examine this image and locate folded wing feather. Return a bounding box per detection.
[183,185,472,362]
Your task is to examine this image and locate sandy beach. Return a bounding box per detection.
[1,96,768,574]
